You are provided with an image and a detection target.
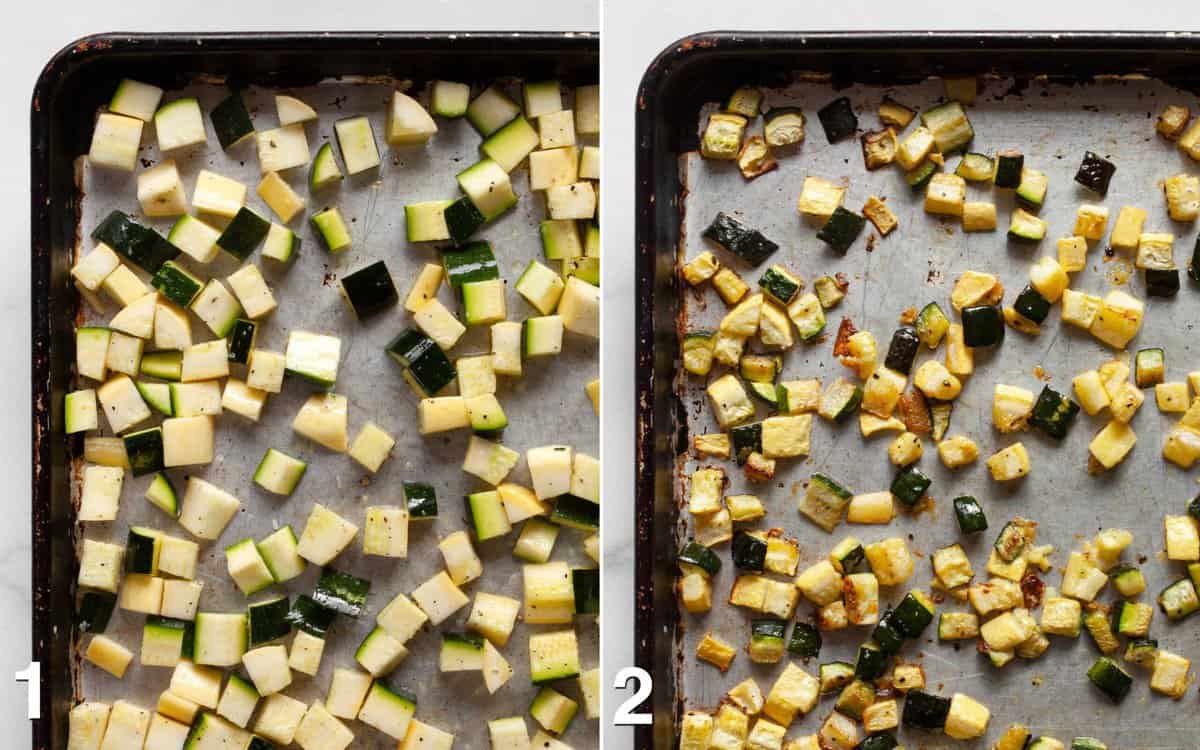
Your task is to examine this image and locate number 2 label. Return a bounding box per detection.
[611,666,652,725]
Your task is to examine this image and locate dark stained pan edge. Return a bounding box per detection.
[31,31,597,749]
[633,30,1200,749]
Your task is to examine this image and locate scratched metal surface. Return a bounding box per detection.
[72,79,599,749]
[676,76,1199,748]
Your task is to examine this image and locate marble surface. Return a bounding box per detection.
[599,4,1197,747]
[11,3,596,742]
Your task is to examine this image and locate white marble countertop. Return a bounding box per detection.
[9,3,595,742]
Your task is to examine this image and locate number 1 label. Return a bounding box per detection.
[15,662,40,720]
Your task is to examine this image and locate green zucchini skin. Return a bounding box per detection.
[1086,656,1132,703]
[123,427,164,477]
[1158,578,1200,620]
[1030,385,1080,440]
[341,260,398,319]
[952,496,988,534]
[286,594,337,637]
[92,210,180,274]
[905,160,938,190]
[404,481,439,520]
[729,422,763,465]
[1188,494,1200,522]
[787,622,822,658]
[247,737,276,750]
[677,542,722,576]
[893,591,936,637]
[312,568,371,617]
[854,644,888,680]
[248,596,292,647]
[1074,150,1116,196]
[1189,237,1200,283]
[817,207,867,253]
[385,329,456,397]
[77,592,117,634]
[549,496,599,531]
[126,527,159,574]
[816,96,858,143]
[444,197,487,244]
[702,212,779,266]
[915,302,949,347]
[890,467,931,507]
[145,615,195,659]
[758,265,801,305]
[902,689,951,729]
[210,92,255,150]
[227,319,258,365]
[441,242,499,288]
[994,149,1024,188]
[961,305,1004,347]
[217,207,271,260]
[151,261,204,307]
[731,531,767,571]
[834,541,868,575]
[572,569,599,614]
[1013,284,1050,324]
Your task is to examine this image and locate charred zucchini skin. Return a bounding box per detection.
[702,212,779,265]
[1086,656,1132,702]
[228,319,257,364]
[893,591,935,637]
[817,207,867,253]
[1074,151,1117,196]
[817,97,858,143]
[993,149,1024,188]
[730,422,763,465]
[872,609,906,654]
[1030,386,1080,440]
[787,622,822,658]
[731,531,767,571]
[854,644,888,680]
[1013,285,1051,325]
[961,305,1004,347]
[857,736,899,750]
[210,92,255,150]
[677,542,722,576]
[78,591,117,634]
[953,496,987,534]
[1145,268,1180,298]
[902,690,951,730]
[884,327,920,374]
[890,467,931,507]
